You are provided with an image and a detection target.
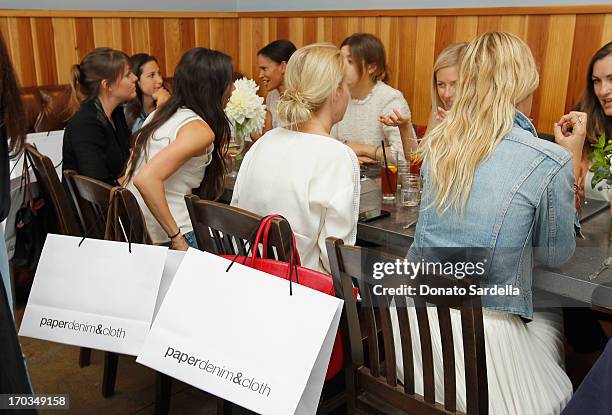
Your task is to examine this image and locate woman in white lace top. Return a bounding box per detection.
[333,33,417,163]
[232,43,360,273]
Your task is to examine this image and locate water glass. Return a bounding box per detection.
[400,174,421,207]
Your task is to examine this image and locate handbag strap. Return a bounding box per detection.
[225,214,301,295]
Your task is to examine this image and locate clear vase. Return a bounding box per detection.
[227,129,246,178]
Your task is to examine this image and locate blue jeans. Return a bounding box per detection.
[183,231,198,249]
[0,222,13,317]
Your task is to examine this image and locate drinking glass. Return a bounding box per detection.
[400,174,421,207]
[380,150,398,201]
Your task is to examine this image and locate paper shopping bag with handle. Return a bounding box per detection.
[137,248,343,415]
[19,233,168,355]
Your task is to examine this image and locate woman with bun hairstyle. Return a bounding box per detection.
[232,43,360,273]
[62,47,137,185]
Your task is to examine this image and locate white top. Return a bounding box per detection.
[231,128,361,273]
[265,89,281,129]
[125,108,213,244]
[333,81,412,161]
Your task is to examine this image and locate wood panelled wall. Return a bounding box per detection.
[1,7,611,133]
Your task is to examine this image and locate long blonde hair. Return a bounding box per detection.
[431,42,467,112]
[277,43,345,129]
[423,32,539,213]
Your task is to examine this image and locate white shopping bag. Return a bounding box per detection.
[137,248,343,415]
[153,249,185,320]
[19,234,168,355]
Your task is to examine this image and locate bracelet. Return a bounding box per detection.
[571,183,580,195]
[168,228,181,239]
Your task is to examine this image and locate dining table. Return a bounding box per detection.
[223,171,612,314]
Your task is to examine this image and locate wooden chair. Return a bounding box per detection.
[62,170,113,240]
[326,238,488,415]
[62,171,122,399]
[24,144,80,237]
[185,194,293,260]
[25,147,95,369]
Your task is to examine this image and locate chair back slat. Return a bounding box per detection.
[325,237,488,415]
[25,145,80,236]
[362,284,381,378]
[184,194,292,261]
[63,171,113,239]
[414,297,436,404]
[379,301,398,387]
[394,295,415,395]
[437,305,457,412]
[461,297,488,415]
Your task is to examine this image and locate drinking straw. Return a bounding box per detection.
[380,140,392,194]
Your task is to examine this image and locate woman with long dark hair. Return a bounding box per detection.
[125,48,232,251]
[63,47,137,185]
[125,53,171,132]
[0,31,33,395]
[575,42,612,201]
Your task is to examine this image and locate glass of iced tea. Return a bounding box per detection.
[409,151,423,176]
[380,150,398,201]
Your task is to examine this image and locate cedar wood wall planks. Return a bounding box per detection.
[0,6,610,132]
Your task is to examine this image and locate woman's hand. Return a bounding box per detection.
[553,111,587,157]
[153,87,171,108]
[435,106,448,121]
[379,109,412,127]
[171,234,189,251]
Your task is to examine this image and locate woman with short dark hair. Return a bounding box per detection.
[257,39,296,134]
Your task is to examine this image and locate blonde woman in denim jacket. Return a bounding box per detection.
[393,32,586,414]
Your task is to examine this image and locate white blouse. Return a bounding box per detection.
[231,128,360,273]
[125,108,213,244]
[333,81,413,160]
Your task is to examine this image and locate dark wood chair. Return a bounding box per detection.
[62,170,113,240]
[62,170,122,399]
[185,194,293,260]
[326,237,488,415]
[24,144,80,237]
[25,147,95,369]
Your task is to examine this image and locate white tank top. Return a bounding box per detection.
[126,108,213,244]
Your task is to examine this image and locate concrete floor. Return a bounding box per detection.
[15,305,250,415]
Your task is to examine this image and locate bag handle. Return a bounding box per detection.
[225,214,301,295]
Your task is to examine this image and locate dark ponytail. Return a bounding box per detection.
[69,47,130,116]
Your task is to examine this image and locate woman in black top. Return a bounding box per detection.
[0,31,33,396]
[63,47,137,185]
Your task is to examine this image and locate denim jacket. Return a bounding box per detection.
[409,111,579,319]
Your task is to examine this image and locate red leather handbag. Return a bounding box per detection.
[222,215,346,381]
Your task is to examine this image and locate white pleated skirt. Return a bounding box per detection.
[391,307,572,415]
